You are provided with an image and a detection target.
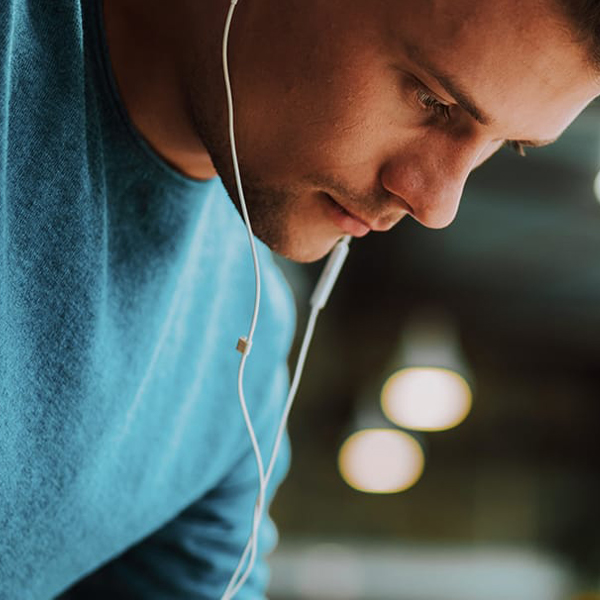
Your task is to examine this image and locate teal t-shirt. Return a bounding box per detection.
[0,1,295,598]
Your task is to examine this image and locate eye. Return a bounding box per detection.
[503,140,527,157]
[415,86,451,121]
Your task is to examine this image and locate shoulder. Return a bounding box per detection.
[1,1,85,78]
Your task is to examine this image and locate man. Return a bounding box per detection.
[0,0,598,598]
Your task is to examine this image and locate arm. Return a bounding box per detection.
[57,435,290,600]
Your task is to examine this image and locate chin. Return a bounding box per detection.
[245,196,348,262]
[269,231,342,264]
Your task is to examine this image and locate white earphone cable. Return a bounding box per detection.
[221,2,267,597]
[220,2,351,597]
[224,305,320,599]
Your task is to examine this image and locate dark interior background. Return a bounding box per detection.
[267,103,600,600]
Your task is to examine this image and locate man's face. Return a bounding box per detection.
[191,0,600,262]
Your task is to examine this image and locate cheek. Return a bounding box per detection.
[237,27,426,182]
[241,73,390,176]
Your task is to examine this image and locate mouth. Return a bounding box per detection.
[322,193,372,238]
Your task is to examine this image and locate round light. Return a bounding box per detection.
[338,429,425,494]
[593,170,600,203]
[381,367,472,431]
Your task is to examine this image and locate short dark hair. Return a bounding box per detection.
[555,0,600,69]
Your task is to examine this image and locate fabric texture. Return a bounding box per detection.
[0,1,295,598]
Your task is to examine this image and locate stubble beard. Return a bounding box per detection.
[186,70,300,258]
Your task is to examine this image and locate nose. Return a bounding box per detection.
[380,135,487,229]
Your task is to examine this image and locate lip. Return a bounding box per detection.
[323,194,371,237]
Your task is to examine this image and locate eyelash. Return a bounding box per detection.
[415,87,451,121]
[414,85,527,157]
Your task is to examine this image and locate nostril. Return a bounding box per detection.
[383,187,416,218]
[379,170,422,219]
[395,195,415,217]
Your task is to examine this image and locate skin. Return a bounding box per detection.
[104,0,600,262]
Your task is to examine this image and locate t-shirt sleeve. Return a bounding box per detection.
[56,433,291,600]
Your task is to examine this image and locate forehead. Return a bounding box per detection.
[382,0,599,138]
[386,0,560,51]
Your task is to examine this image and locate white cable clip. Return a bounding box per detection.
[236,336,252,355]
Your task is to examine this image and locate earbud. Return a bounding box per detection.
[310,235,351,310]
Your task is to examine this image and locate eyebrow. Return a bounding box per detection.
[404,43,492,125]
[404,43,559,147]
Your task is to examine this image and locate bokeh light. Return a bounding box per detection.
[593,170,600,203]
[295,544,364,599]
[381,367,472,431]
[338,429,425,494]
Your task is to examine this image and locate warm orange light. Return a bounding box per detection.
[594,171,600,203]
[338,429,425,494]
[381,367,472,431]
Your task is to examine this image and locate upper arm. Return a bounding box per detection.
[57,434,291,600]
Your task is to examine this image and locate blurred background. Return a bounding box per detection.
[267,103,600,600]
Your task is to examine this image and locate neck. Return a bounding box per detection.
[102,0,227,180]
